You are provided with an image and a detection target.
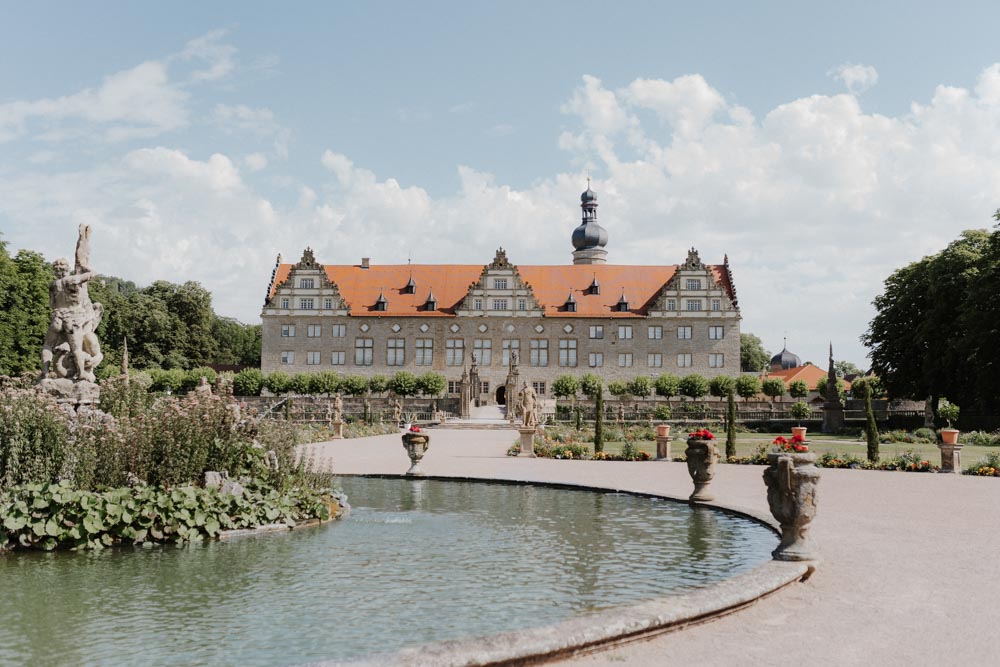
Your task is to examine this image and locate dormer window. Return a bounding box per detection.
[425,289,438,311]
[564,292,578,313]
[403,275,416,294]
[374,291,388,312]
[588,275,600,295]
[616,291,629,313]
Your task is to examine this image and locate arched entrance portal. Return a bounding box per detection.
[495,386,506,405]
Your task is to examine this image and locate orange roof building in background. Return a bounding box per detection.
[260,186,745,400]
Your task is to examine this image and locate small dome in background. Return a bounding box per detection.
[770,343,802,371]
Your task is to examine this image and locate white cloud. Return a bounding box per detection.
[488,123,515,137]
[830,63,879,94]
[178,29,237,82]
[212,104,290,158]
[244,152,268,171]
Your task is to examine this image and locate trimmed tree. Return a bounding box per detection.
[654,373,680,399]
[735,374,761,402]
[815,376,846,400]
[388,371,418,397]
[263,370,291,395]
[309,371,341,395]
[416,372,446,396]
[726,388,737,458]
[762,378,786,405]
[709,375,736,402]
[789,401,810,426]
[552,374,580,401]
[593,380,605,453]
[628,375,653,399]
[679,374,709,401]
[368,374,389,395]
[289,373,312,395]
[340,375,369,397]
[862,382,880,462]
[233,368,264,396]
[788,379,809,401]
[580,373,602,400]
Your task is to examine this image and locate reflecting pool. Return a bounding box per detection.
[0,477,775,665]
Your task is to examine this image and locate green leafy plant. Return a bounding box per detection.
[938,399,960,428]
[654,373,680,399]
[233,368,265,396]
[789,401,810,425]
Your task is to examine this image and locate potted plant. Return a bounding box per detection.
[938,399,960,445]
[789,401,810,438]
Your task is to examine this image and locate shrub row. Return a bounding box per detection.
[232,369,447,398]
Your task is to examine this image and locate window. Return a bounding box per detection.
[589,352,603,367]
[280,297,290,309]
[446,339,464,366]
[281,351,294,365]
[709,353,725,368]
[677,353,692,368]
[589,325,604,339]
[517,298,527,311]
[492,299,508,311]
[281,324,296,337]
[387,338,405,366]
[473,298,483,310]
[686,279,702,290]
[618,353,633,368]
[532,381,546,396]
[666,299,676,312]
[307,324,321,338]
[447,381,461,395]
[354,338,373,366]
[494,278,508,289]
[300,298,315,310]
[677,326,692,340]
[300,278,315,289]
[479,381,490,395]
[711,299,721,311]
[559,339,577,367]
[709,326,724,340]
[331,351,345,366]
[502,339,519,365]
[686,299,702,311]
[415,338,433,366]
[617,325,633,340]
[473,339,492,365]
[306,351,321,365]
[324,298,333,310]
[332,324,346,337]
[530,339,549,367]
[648,326,662,339]
[648,353,663,368]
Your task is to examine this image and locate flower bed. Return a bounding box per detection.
[965,451,1000,476]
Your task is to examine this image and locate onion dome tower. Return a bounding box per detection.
[571,180,608,265]
[769,338,802,371]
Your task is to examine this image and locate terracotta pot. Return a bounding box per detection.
[940,429,959,445]
[656,424,671,438]
[791,426,807,439]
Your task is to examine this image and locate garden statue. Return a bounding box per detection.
[617,404,625,424]
[38,225,104,407]
[393,398,403,425]
[519,382,537,428]
[194,376,213,397]
[333,393,344,422]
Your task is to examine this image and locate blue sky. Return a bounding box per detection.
[2,1,1000,367]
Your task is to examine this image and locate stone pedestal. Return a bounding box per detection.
[38,378,100,410]
[763,451,821,561]
[330,420,344,440]
[937,443,963,473]
[401,433,430,476]
[517,427,537,458]
[655,425,672,461]
[685,439,717,502]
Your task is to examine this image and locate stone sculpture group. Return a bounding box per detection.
[38,225,104,407]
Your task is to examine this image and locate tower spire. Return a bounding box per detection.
[571,181,608,265]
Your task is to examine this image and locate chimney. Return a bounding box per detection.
[361,257,370,269]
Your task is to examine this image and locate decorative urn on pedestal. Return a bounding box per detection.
[937,400,962,472]
[762,438,821,561]
[655,424,672,460]
[401,428,430,476]
[685,429,717,502]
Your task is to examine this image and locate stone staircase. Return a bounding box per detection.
[434,404,516,430]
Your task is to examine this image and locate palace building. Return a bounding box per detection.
[260,187,741,404]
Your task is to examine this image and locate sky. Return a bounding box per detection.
[2,1,999,368]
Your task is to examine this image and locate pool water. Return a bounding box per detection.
[0,477,775,666]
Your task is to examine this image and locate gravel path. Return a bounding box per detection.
[306,428,1000,666]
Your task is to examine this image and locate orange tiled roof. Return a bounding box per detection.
[766,364,852,391]
[269,262,735,317]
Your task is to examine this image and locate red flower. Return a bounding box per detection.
[688,429,715,440]
[409,425,421,433]
[790,434,806,444]
[792,444,809,452]
[773,436,789,446]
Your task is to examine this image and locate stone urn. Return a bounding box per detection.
[401,432,430,476]
[762,451,821,561]
[685,438,718,502]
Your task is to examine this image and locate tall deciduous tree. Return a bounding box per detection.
[740,333,771,372]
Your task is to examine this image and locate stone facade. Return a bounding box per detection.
[260,190,742,403]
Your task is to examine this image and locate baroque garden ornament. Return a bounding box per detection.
[762,447,821,561]
[38,225,104,408]
[685,429,718,502]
